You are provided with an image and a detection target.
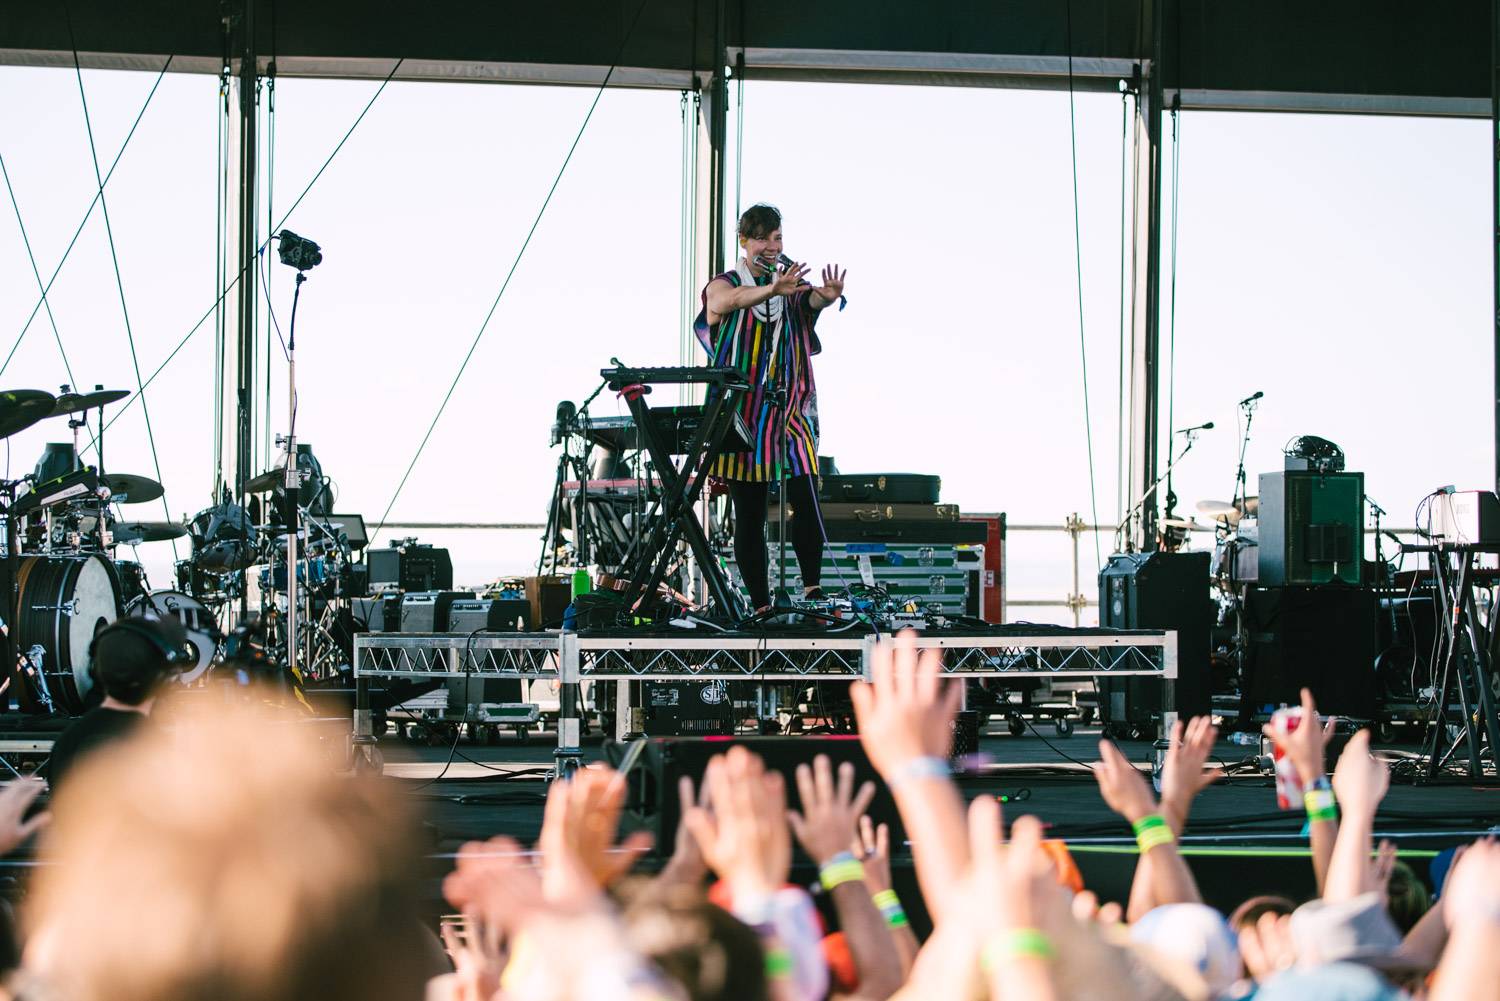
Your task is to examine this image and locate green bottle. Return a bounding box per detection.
[571,567,592,597]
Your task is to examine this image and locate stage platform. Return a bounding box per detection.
[388,722,1500,929]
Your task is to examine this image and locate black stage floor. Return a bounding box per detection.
[386,724,1500,924]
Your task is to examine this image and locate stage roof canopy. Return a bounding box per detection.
[0,0,1487,117]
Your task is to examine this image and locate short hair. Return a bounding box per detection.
[25,697,431,1001]
[737,203,781,240]
[91,616,187,705]
[1228,894,1297,931]
[616,880,768,1001]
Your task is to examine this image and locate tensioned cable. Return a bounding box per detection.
[1166,104,1180,488]
[368,0,654,546]
[1065,0,1103,571]
[102,58,406,438]
[1116,86,1128,526]
[0,154,78,390]
[0,56,173,383]
[65,13,178,558]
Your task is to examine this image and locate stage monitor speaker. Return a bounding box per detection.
[1244,586,1378,719]
[607,736,902,859]
[1096,551,1212,727]
[1258,471,1363,586]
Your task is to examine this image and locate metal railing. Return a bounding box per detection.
[375,517,1423,627]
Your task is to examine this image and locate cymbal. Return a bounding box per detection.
[0,389,57,439]
[1195,499,1242,525]
[102,472,164,505]
[1241,494,1259,517]
[114,520,188,544]
[242,469,282,494]
[50,388,129,418]
[1160,517,1203,531]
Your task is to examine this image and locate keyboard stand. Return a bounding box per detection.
[606,374,748,621]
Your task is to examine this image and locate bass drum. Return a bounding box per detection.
[126,591,222,684]
[14,554,123,715]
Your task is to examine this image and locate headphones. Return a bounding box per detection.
[88,615,195,673]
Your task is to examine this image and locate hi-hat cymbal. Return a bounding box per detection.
[1160,517,1204,531]
[1241,495,1259,517]
[0,389,57,439]
[50,388,129,418]
[242,469,282,494]
[114,520,188,544]
[103,472,164,505]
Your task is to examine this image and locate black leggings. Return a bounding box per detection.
[729,474,824,610]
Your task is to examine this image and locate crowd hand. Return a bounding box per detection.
[962,798,1056,935]
[849,630,963,778]
[1238,911,1297,982]
[538,765,653,900]
[658,776,710,887]
[1262,687,1336,784]
[1330,729,1389,821]
[788,754,876,864]
[1093,740,1159,824]
[1371,839,1398,894]
[0,777,48,854]
[1158,716,1225,830]
[682,746,792,899]
[814,264,846,301]
[432,919,503,1001]
[854,815,894,894]
[770,260,809,296]
[1070,890,1125,927]
[1442,838,1499,927]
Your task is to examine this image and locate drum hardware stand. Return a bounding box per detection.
[1115,426,1203,553]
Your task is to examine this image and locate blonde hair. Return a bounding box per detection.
[25,698,429,1001]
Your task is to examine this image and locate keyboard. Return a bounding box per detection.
[552,406,751,455]
[601,365,750,391]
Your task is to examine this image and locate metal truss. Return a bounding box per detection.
[354,630,1177,682]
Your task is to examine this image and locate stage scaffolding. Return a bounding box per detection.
[352,628,1177,774]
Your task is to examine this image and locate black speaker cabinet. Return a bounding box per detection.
[1244,586,1378,719]
[446,598,534,705]
[607,736,902,859]
[1096,551,1213,726]
[398,590,475,633]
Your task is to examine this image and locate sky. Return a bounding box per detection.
[0,65,1490,625]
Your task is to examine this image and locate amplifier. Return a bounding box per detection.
[1430,490,1500,544]
[351,594,402,632]
[1096,551,1213,726]
[447,598,533,633]
[642,680,733,736]
[399,590,475,632]
[524,575,573,629]
[367,542,453,592]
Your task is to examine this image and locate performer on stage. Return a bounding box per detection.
[696,203,847,613]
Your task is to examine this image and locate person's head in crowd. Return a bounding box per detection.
[1228,894,1296,933]
[616,880,768,1001]
[1129,903,1241,999]
[90,613,189,709]
[23,697,431,1001]
[1383,859,1430,933]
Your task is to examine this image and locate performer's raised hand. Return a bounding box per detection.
[771,259,808,296]
[816,264,846,301]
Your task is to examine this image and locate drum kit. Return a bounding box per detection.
[0,385,199,715]
[0,384,361,716]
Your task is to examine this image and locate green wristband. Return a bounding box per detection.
[1304,787,1337,823]
[1131,813,1175,852]
[764,947,793,978]
[872,889,900,910]
[981,928,1055,969]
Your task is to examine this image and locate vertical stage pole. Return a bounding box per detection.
[1493,0,1499,493]
[1127,0,1165,552]
[234,0,258,496]
[706,0,729,276]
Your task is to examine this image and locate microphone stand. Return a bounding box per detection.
[1116,430,1202,553]
[1231,396,1260,513]
[281,270,308,685]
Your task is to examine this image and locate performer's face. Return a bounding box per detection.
[741,227,783,273]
